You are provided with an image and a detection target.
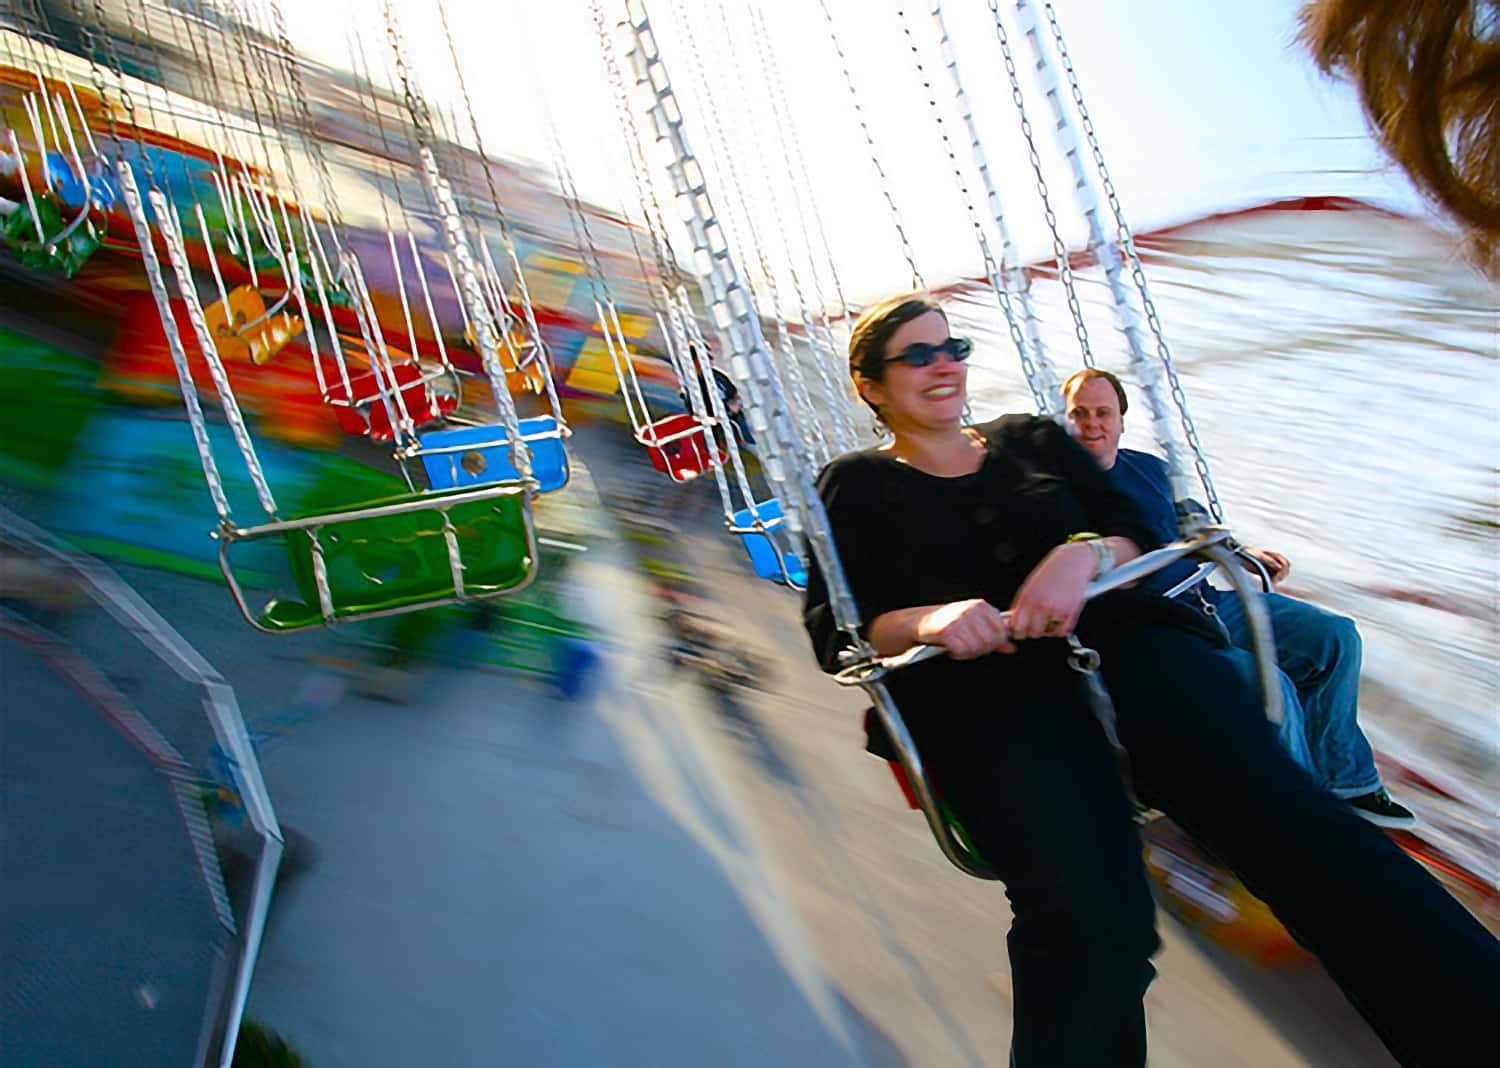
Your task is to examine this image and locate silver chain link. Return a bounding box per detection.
[983,0,1094,367]
[815,0,925,292]
[908,4,1062,416]
[672,0,837,465]
[623,0,861,634]
[746,3,855,368]
[381,1,530,483]
[1038,1,1222,522]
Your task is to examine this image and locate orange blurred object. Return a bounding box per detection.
[202,285,302,365]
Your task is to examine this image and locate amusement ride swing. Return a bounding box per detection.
[612,0,1284,883]
[572,0,734,488]
[66,0,545,633]
[579,0,861,587]
[618,0,1495,940]
[0,71,109,276]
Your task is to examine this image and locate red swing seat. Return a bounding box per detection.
[639,413,725,482]
[329,362,458,442]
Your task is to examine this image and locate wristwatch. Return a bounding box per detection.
[1067,532,1113,579]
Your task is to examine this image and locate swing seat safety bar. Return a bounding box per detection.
[834,528,1281,881]
[416,415,570,494]
[835,530,1238,686]
[216,481,537,633]
[1164,546,1275,601]
[328,362,460,442]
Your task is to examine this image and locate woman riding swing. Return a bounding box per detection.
[801,293,1497,1067]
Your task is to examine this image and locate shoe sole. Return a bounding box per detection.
[1353,810,1417,829]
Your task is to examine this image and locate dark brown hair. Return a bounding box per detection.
[847,293,947,426]
[1061,367,1129,415]
[847,293,947,383]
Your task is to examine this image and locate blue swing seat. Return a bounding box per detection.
[417,416,569,493]
[730,498,807,589]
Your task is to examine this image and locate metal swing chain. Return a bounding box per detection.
[897,5,1058,418]
[74,0,270,525]
[259,0,378,410]
[926,0,1062,416]
[380,1,530,484]
[224,0,360,406]
[543,93,658,438]
[592,0,705,424]
[982,0,1095,368]
[292,28,415,450]
[434,0,566,425]
[1005,0,1192,518]
[1066,635,1137,803]
[746,3,856,385]
[1037,1,1223,524]
[814,0,926,293]
[342,23,466,457]
[151,5,239,314]
[622,1,852,611]
[8,7,99,258]
[592,0,687,299]
[697,0,855,457]
[672,0,834,465]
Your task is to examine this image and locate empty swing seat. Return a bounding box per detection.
[231,484,536,632]
[331,362,458,442]
[202,285,302,365]
[730,498,807,588]
[417,416,569,493]
[640,413,723,482]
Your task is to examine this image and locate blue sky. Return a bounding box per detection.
[282,1,1429,303]
[1042,1,1422,219]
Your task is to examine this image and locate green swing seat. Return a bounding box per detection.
[221,483,536,633]
[2,190,101,277]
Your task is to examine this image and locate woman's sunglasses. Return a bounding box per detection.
[885,336,973,368]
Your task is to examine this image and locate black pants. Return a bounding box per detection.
[924,624,1498,1067]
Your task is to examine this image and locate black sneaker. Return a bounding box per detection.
[1348,788,1417,828]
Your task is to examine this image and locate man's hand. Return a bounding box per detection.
[1244,547,1290,587]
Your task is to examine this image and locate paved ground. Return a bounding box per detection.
[6,441,1404,1066]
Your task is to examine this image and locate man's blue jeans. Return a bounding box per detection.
[1211,589,1380,797]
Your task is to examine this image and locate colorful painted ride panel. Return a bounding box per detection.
[44,411,306,582]
[105,291,345,448]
